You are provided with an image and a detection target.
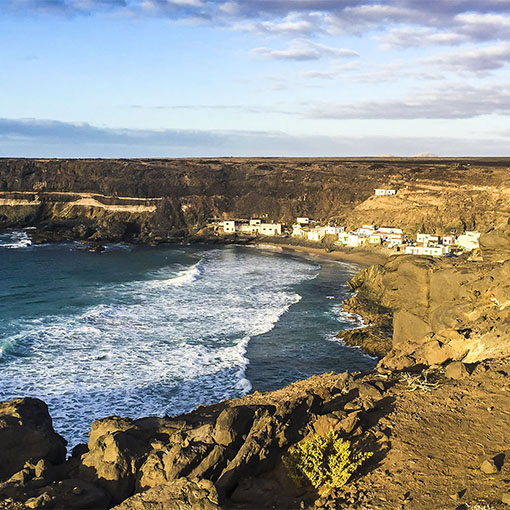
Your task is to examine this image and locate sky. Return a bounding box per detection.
[1,0,509,157]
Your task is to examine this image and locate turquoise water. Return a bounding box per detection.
[0,231,375,445]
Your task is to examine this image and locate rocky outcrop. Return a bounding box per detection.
[342,250,510,369]
[0,371,395,509]
[0,398,67,482]
[2,158,510,243]
[480,220,510,263]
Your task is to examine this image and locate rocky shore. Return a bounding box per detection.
[2,226,510,509]
[2,159,510,508]
[1,359,509,509]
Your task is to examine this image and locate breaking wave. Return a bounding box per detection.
[0,246,315,445]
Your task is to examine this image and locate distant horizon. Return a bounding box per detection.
[2,1,510,157]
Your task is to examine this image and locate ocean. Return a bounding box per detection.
[0,230,376,445]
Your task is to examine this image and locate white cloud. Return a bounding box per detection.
[305,83,510,119]
[251,38,359,61]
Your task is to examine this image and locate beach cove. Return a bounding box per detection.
[0,234,376,445]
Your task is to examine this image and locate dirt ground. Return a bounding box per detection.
[346,358,510,510]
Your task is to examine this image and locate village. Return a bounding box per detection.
[210,188,481,258]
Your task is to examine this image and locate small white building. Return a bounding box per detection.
[292,224,307,238]
[223,220,236,233]
[456,231,480,251]
[307,227,326,242]
[325,225,345,235]
[259,223,282,236]
[442,235,456,246]
[404,245,450,257]
[357,224,376,237]
[296,217,310,225]
[337,232,367,247]
[416,233,440,245]
[375,189,397,196]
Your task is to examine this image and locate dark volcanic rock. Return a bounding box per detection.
[0,398,67,482]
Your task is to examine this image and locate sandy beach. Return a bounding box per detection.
[247,240,390,266]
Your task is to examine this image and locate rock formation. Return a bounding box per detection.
[341,231,510,369]
[1,158,510,243]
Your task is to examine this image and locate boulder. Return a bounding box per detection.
[480,459,499,474]
[357,382,383,400]
[212,406,255,447]
[112,478,220,510]
[79,418,149,503]
[445,361,469,380]
[0,398,67,482]
[414,340,452,366]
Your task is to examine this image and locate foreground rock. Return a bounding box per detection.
[0,398,67,481]
[2,357,510,510]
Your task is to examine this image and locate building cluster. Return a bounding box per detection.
[211,187,481,258]
[219,218,282,237]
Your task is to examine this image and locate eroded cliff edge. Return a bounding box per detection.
[341,224,510,369]
[1,157,510,243]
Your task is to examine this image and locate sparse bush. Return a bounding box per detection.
[283,430,372,489]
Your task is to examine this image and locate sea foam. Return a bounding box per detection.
[0,245,317,445]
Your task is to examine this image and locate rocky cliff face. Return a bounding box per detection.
[343,234,510,368]
[1,158,510,243]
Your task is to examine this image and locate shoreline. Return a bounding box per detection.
[244,239,390,266]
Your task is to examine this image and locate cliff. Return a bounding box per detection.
[1,158,510,243]
[341,226,510,369]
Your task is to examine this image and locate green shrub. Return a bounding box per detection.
[283,430,372,489]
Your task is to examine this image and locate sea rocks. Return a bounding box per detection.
[0,398,67,482]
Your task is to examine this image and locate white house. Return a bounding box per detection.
[292,224,307,238]
[404,245,450,257]
[259,223,282,236]
[456,231,480,251]
[442,235,456,246]
[223,220,236,233]
[337,232,367,247]
[307,227,326,242]
[357,225,376,237]
[296,217,310,225]
[325,225,345,235]
[416,233,440,245]
[374,189,397,196]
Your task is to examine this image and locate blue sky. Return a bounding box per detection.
[1,0,510,157]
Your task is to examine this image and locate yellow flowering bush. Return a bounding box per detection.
[284,430,372,489]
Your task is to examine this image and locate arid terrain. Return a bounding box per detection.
[1,158,510,509]
[1,158,510,243]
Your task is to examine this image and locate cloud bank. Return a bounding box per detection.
[6,0,510,46]
[0,117,508,158]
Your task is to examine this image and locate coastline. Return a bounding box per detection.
[244,239,390,266]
